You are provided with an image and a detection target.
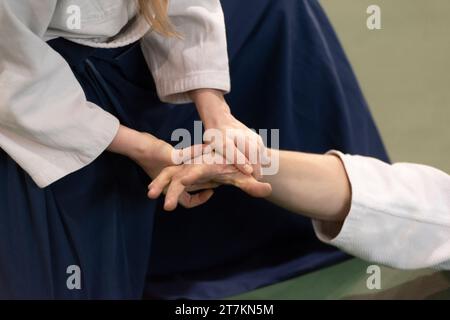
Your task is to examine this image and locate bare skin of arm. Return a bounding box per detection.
[261,150,351,237]
[147,148,350,226]
[107,125,215,209]
[190,89,265,178]
[262,150,351,222]
[108,90,351,222]
[106,87,266,209]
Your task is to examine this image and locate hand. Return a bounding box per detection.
[190,89,266,180]
[148,151,272,211]
[108,126,171,178]
[108,126,213,206]
[135,138,219,209]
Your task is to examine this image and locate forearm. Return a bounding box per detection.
[262,150,351,222]
[107,125,173,175]
[189,89,231,127]
[107,125,150,159]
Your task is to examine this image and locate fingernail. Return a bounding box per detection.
[244,164,253,174]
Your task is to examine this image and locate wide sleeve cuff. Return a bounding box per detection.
[0,104,120,188]
[0,0,122,188]
[312,150,450,269]
[312,150,362,245]
[33,109,120,188]
[154,71,230,104]
[140,0,230,105]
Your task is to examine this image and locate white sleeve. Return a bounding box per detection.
[140,0,230,104]
[0,0,120,188]
[313,151,450,270]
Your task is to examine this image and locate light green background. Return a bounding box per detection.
[321,0,450,173]
[230,0,450,300]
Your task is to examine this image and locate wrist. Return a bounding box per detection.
[108,125,145,159]
[131,133,174,167]
[109,126,172,165]
[190,89,231,127]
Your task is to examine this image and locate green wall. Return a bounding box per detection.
[320,0,450,173]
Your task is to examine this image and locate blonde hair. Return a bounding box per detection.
[138,0,179,37]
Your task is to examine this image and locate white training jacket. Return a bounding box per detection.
[314,151,450,270]
[0,0,230,188]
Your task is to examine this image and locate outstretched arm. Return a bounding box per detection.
[262,150,351,225]
[263,150,450,270]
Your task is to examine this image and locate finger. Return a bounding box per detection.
[172,144,208,165]
[240,133,257,164]
[249,135,266,180]
[239,134,265,180]
[252,161,262,181]
[171,165,205,187]
[260,142,272,166]
[254,138,268,180]
[147,167,178,199]
[235,131,263,175]
[245,136,262,180]
[220,138,252,175]
[163,178,187,211]
[236,177,272,198]
[181,162,236,186]
[179,164,212,186]
[216,172,272,198]
[179,189,214,209]
[186,182,220,192]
